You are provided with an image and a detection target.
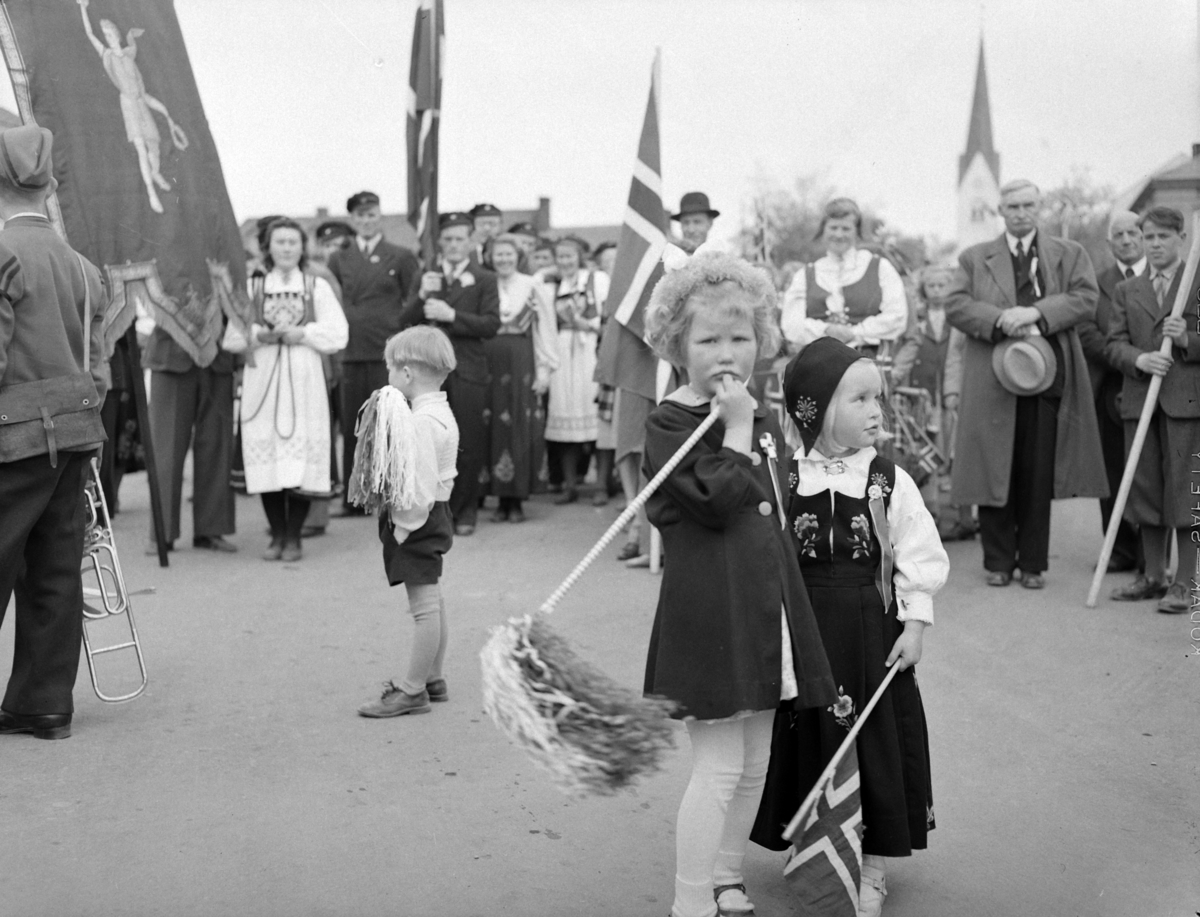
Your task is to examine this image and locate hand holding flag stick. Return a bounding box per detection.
[783,662,902,841]
[1086,212,1200,607]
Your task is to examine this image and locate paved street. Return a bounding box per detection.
[2,470,1198,917]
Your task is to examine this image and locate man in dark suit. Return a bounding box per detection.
[945,179,1106,589]
[1105,206,1200,613]
[328,191,420,515]
[469,202,503,270]
[0,124,108,739]
[401,211,500,534]
[1077,210,1146,574]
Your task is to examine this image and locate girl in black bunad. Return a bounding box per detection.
[751,337,949,917]
[641,252,836,917]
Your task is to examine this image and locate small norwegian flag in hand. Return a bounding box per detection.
[783,744,864,916]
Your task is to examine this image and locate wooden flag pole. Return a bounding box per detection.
[124,326,170,568]
[783,662,901,841]
[1086,212,1200,607]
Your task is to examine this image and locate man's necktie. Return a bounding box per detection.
[1153,273,1168,307]
[1124,266,1135,280]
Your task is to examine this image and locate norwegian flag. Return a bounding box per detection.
[595,51,666,401]
[406,0,444,265]
[783,745,864,917]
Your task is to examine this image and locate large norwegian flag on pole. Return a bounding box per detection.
[406,0,443,266]
[595,50,666,402]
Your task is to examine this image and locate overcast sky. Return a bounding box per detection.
[20,0,1200,245]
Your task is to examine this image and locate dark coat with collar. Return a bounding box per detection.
[1105,269,1200,419]
[0,215,108,460]
[945,231,1107,505]
[1078,261,1147,396]
[400,263,500,385]
[329,238,421,363]
[641,399,836,721]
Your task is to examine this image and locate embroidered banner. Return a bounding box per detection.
[0,0,246,365]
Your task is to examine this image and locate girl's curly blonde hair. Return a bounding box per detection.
[644,251,781,367]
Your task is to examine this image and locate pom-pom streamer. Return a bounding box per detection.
[481,410,721,795]
[347,386,420,513]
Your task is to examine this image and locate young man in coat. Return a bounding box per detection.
[401,211,500,534]
[945,179,1106,589]
[328,191,420,515]
[0,124,108,739]
[1076,211,1147,574]
[1104,206,1200,614]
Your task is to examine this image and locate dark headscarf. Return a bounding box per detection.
[783,337,863,452]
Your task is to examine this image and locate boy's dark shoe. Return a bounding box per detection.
[1110,576,1168,602]
[426,678,449,703]
[357,682,430,717]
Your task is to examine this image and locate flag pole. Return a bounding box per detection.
[424,0,441,267]
[783,663,902,841]
[648,46,665,575]
[1085,211,1200,607]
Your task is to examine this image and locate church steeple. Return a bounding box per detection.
[958,38,1000,185]
[955,35,1002,251]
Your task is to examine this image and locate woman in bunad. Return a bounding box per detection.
[544,235,609,504]
[485,234,558,523]
[779,197,909,357]
[223,217,349,562]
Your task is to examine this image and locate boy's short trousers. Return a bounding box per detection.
[1123,412,1200,528]
[380,501,454,586]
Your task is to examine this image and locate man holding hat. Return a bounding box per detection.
[328,191,420,515]
[946,179,1105,589]
[0,124,109,739]
[401,211,500,534]
[469,203,504,270]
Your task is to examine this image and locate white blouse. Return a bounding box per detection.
[496,271,560,386]
[780,248,909,350]
[222,269,348,355]
[793,445,948,625]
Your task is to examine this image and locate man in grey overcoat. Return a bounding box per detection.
[945,179,1107,588]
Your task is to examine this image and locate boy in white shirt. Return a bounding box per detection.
[358,327,460,717]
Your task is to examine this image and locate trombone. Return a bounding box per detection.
[81,456,148,702]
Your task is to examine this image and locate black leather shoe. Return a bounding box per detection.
[0,710,72,740]
[193,535,237,553]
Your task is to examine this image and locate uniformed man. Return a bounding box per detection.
[400,212,500,534]
[0,124,109,739]
[328,191,420,515]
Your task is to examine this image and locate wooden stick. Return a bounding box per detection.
[540,409,718,613]
[1086,213,1200,606]
[125,327,170,568]
[783,662,901,841]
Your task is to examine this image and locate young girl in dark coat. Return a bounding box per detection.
[642,252,836,917]
[751,338,949,917]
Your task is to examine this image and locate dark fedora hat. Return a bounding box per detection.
[992,336,1057,396]
[672,191,719,221]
